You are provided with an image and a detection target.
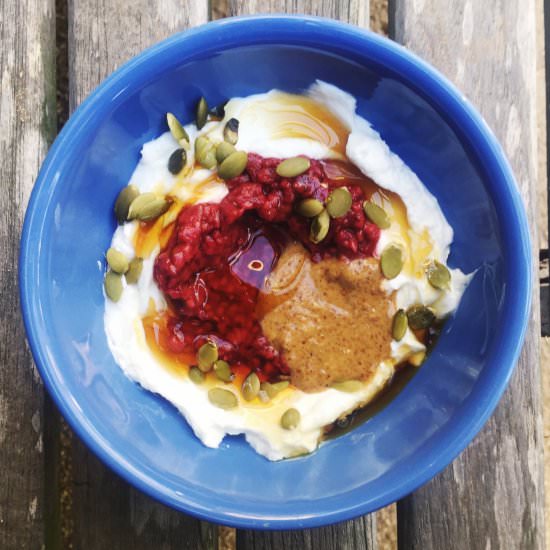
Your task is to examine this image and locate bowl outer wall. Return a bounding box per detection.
[19,15,532,529]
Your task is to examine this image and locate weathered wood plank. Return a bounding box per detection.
[237,519,377,550]
[390,1,545,548]
[0,0,56,548]
[227,0,369,25]
[67,2,215,548]
[226,1,374,547]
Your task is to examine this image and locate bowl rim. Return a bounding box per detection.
[19,14,532,529]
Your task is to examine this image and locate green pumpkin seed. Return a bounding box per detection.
[296,198,324,218]
[276,157,310,178]
[167,148,187,175]
[130,195,169,222]
[242,372,260,401]
[125,257,143,284]
[208,388,238,409]
[195,135,210,156]
[426,260,451,290]
[280,408,300,430]
[392,309,408,341]
[188,366,205,385]
[326,187,352,218]
[196,97,208,129]
[218,151,248,180]
[223,118,239,145]
[166,112,189,144]
[195,137,217,169]
[271,380,290,393]
[331,380,363,392]
[139,198,169,221]
[261,380,290,399]
[127,193,154,219]
[201,149,217,169]
[363,201,391,229]
[215,141,236,163]
[310,209,330,244]
[104,271,123,302]
[198,341,218,372]
[407,305,436,330]
[114,185,139,224]
[213,360,234,383]
[380,244,403,279]
[106,248,129,274]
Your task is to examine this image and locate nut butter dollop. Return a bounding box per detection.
[259,243,394,392]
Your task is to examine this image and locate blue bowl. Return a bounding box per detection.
[20,16,531,528]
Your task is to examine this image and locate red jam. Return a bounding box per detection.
[153,154,380,381]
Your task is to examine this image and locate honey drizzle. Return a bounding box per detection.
[240,93,349,156]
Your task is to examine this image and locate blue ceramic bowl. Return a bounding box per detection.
[20,16,531,528]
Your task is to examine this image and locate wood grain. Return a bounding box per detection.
[227,0,369,25]
[67,1,215,548]
[390,1,545,548]
[237,518,377,550]
[226,0,374,547]
[0,0,56,548]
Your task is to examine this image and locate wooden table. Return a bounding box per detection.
[1,0,544,548]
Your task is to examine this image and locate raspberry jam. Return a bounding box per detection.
[151,154,382,382]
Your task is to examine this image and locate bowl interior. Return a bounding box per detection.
[21,18,529,528]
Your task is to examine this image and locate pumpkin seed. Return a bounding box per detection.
[223,118,239,145]
[195,137,217,169]
[392,309,408,341]
[380,244,403,279]
[188,366,205,384]
[215,141,236,163]
[276,157,310,178]
[331,380,363,393]
[280,408,300,430]
[195,135,210,156]
[106,248,129,274]
[426,260,451,290]
[242,372,260,401]
[363,201,391,229]
[310,209,330,244]
[296,198,324,218]
[127,193,154,219]
[129,195,169,222]
[209,101,228,119]
[208,388,238,409]
[218,151,248,180]
[114,185,139,224]
[167,148,187,175]
[196,97,208,129]
[326,187,352,218]
[166,112,189,144]
[271,380,289,393]
[407,305,436,330]
[261,380,289,399]
[104,271,123,302]
[198,341,218,372]
[213,360,234,383]
[125,257,143,284]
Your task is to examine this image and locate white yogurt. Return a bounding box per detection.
[104,81,471,460]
